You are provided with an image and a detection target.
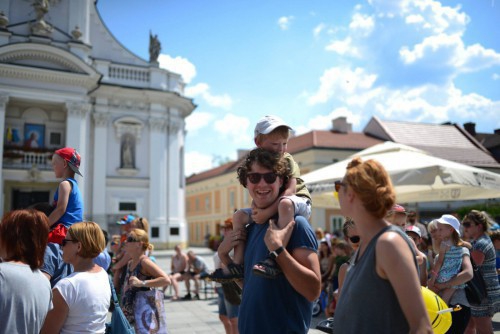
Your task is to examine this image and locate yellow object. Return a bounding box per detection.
[333,191,339,201]
[421,286,452,334]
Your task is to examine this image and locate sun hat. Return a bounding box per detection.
[254,115,292,139]
[117,214,136,225]
[436,214,461,236]
[55,147,82,176]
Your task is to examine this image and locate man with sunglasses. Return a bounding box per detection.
[232,148,321,334]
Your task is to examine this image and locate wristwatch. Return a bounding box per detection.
[141,280,146,287]
[269,246,285,259]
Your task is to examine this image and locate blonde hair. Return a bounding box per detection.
[68,222,105,258]
[345,157,395,219]
[129,228,154,252]
[255,126,290,145]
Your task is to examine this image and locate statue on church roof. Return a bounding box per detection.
[149,30,161,64]
[31,0,52,36]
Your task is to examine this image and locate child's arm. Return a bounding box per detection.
[48,180,71,225]
[429,243,448,288]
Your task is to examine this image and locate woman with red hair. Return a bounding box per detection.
[0,209,52,333]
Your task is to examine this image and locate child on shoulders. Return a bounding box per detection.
[210,115,312,281]
[47,147,83,244]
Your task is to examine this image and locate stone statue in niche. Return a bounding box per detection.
[121,135,135,169]
[149,30,161,63]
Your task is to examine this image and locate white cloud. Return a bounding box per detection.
[184,151,214,176]
[214,114,252,144]
[158,54,196,83]
[307,67,377,105]
[277,16,294,30]
[349,13,374,37]
[399,34,500,73]
[325,36,360,57]
[185,112,214,133]
[493,73,500,81]
[185,83,233,110]
[313,23,326,38]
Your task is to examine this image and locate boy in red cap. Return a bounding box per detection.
[47,147,84,244]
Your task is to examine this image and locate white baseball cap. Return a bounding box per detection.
[254,115,292,139]
[436,214,461,237]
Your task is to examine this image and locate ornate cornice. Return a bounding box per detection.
[0,50,84,73]
[0,64,99,90]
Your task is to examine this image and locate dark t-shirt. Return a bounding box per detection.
[238,216,318,334]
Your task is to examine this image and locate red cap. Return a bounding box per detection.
[55,147,82,177]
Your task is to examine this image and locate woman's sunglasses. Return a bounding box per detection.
[126,236,139,243]
[62,239,78,247]
[349,236,360,243]
[335,180,346,193]
[247,172,278,184]
[462,221,473,228]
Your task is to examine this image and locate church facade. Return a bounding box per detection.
[0,0,195,247]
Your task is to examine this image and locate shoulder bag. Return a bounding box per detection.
[464,257,488,306]
[106,276,135,334]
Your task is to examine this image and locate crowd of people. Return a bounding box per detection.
[0,115,499,334]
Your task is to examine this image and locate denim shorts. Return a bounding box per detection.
[216,286,239,318]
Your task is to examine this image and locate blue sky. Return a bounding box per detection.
[97,0,500,176]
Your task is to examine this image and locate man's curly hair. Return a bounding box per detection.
[237,148,290,188]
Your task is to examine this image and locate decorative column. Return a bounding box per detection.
[148,117,168,243]
[0,93,9,215]
[91,111,109,227]
[167,115,185,246]
[65,101,91,217]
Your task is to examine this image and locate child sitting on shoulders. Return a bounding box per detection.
[210,115,312,281]
[47,147,83,244]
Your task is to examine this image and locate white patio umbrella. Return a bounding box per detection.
[302,141,500,208]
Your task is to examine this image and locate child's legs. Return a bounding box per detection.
[277,196,311,246]
[439,287,456,305]
[231,209,251,265]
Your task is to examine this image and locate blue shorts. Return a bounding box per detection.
[216,286,239,319]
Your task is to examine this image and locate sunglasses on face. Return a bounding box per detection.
[126,236,139,243]
[462,222,473,228]
[335,180,346,193]
[62,239,78,247]
[247,172,278,184]
[349,235,360,243]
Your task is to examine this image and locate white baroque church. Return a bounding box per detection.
[0,0,196,247]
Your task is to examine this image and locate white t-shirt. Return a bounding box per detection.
[55,268,111,334]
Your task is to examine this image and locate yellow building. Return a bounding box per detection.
[186,118,383,246]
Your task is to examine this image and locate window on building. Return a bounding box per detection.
[170,227,179,236]
[49,132,62,146]
[205,196,210,211]
[330,216,345,235]
[229,191,235,209]
[195,198,199,211]
[119,202,136,211]
[151,227,160,238]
